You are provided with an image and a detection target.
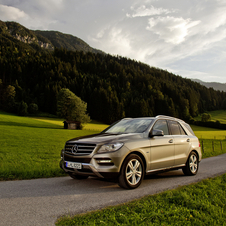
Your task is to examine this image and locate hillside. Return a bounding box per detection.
[1,21,226,124]
[0,20,103,54]
[192,79,226,92]
[34,30,104,54]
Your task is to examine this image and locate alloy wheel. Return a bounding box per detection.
[189,154,198,173]
[126,159,142,186]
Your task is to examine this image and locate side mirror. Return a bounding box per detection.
[150,129,164,138]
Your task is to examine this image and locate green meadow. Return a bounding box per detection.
[0,111,103,180]
[191,124,226,140]
[195,110,226,124]
[1,111,226,180]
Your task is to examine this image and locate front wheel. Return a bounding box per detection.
[182,151,199,176]
[118,154,144,189]
[68,173,89,180]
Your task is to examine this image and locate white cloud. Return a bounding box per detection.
[127,5,172,17]
[0,0,226,82]
[146,16,200,44]
[0,4,26,20]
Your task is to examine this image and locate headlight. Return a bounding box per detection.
[97,142,123,154]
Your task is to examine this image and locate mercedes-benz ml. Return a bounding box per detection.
[60,115,201,189]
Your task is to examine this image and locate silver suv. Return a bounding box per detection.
[60,115,201,189]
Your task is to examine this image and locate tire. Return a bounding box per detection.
[182,151,199,176]
[68,173,89,180]
[118,154,144,189]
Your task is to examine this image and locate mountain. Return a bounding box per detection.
[34,30,103,54]
[192,79,226,92]
[1,20,226,123]
[0,20,103,54]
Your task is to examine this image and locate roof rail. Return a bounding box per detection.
[155,115,185,123]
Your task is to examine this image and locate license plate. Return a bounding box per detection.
[65,161,82,169]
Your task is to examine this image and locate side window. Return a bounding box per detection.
[183,123,195,136]
[168,120,186,135]
[153,120,169,135]
[179,124,187,135]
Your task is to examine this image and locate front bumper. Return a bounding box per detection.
[60,148,128,178]
[60,159,108,178]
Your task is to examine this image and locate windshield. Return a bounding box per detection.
[102,118,153,134]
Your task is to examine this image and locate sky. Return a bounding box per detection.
[0,0,226,83]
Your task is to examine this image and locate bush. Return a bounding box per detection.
[17,101,28,116]
[28,103,38,114]
[201,113,211,122]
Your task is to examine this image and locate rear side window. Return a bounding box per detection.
[153,120,169,135]
[182,123,195,136]
[168,120,186,135]
[179,125,187,135]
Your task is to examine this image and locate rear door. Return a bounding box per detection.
[168,120,191,166]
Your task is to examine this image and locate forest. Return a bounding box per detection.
[1,28,226,124]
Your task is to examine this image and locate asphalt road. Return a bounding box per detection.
[0,153,226,226]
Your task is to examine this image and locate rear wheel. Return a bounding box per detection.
[68,173,89,180]
[118,154,144,189]
[182,151,199,176]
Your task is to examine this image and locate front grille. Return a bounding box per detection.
[65,142,96,156]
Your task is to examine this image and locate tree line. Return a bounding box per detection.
[1,38,226,124]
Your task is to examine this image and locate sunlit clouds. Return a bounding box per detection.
[0,0,226,82]
[0,4,26,20]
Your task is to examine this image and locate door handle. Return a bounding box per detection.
[168,139,173,143]
[187,139,190,142]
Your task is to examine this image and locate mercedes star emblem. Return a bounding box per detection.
[71,144,78,154]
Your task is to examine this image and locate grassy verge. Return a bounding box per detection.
[56,173,226,225]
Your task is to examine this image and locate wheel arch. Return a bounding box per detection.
[191,149,200,161]
[120,151,147,173]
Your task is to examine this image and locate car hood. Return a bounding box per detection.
[67,133,143,145]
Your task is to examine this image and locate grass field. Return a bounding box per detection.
[195,110,226,123]
[56,173,226,225]
[1,111,226,180]
[30,116,109,132]
[191,124,226,140]
[0,111,101,180]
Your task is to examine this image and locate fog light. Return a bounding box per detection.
[97,160,113,163]
[95,158,114,165]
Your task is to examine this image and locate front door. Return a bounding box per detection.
[149,120,175,170]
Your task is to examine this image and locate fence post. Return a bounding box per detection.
[212,141,214,152]
[220,141,222,150]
